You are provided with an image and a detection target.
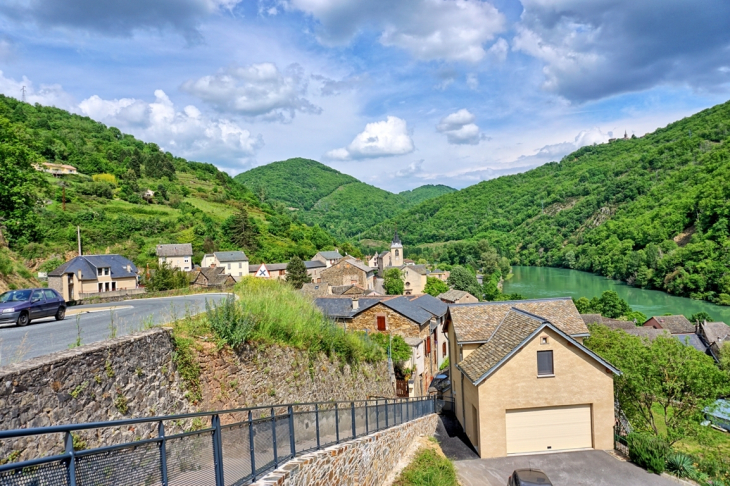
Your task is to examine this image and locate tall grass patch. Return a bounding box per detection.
[206,278,385,365]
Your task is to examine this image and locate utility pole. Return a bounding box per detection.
[77,226,82,256]
[21,86,26,103]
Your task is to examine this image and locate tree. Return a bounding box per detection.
[585,325,730,444]
[384,268,404,295]
[689,312,713,324]
[595,290,631,318]
[222,208,259,253]
[285,256,310,289]
[146,262,189,291]
[424,277,449,297]
[368,333,412,363]
[482,271,501,301]
[573,296,592,314]
[447,266,482,299]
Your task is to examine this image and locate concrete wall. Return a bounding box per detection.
[251,414,439,486]
[220,259,249,278]
[401,266,426,295]
[159,255,192,271]
[476,327,615,458]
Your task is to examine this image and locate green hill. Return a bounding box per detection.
[234,158,454,238]
[0,96,340,272]
[366,100,730,305]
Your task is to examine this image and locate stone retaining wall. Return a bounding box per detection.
[0,328,193,462]
[251,414,439,486]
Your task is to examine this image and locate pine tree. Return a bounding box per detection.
[286,256,311,289]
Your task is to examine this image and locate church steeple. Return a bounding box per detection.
[390,226,403,266]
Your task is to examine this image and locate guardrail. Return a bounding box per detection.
[0,396,435,485]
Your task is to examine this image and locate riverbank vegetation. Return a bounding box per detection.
[368,100,730,306]
[574,290,647,323]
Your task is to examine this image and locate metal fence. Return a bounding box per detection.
[0,396,435,486]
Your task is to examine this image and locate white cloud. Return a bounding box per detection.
[0,70,76,110]
[181,62,320,122]
[284,0,505,63]
[466,73,479,90]
[486,37,508,62]
[326,116,414,160]
[436,109,487,145]
[78,90,263,166]
[517,127,609,164]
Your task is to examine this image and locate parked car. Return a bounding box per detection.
[0,288,66,327]
[508,469,553,486]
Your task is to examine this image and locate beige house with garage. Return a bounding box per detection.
[156,243,193,271]
[445,297,620,458]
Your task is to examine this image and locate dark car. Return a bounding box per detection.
[508,469,553,486]
[0,288,66,327]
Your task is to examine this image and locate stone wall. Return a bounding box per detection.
[195,342,395,413]
[321,260,371,288]
[0,328,193,462]
[349,303,428,339]
[251,414,439,486]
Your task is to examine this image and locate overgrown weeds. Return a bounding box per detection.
[205,278,385,366]
[394,447,458,486]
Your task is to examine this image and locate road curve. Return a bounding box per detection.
[0,293,230,366]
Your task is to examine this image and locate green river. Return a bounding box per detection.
[503,266,730,324]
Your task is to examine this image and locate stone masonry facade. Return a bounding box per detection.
[321,260,371,289]
[251,413,439,486]
[348,303,428,339]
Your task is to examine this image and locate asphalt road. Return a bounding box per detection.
[0,293,230,366]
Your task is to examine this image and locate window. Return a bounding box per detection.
[377,316,386,331]
[112,282,116,291]
[97,268,103,277]
[395,249,399,257]
[537,350,554,376]
[442,342,447,357]
[541,336,549,345]
[238,262,242,268]
[104,267,109,276]
[44,289,57,300]
[426,335,431,354]
[227,263,231,270]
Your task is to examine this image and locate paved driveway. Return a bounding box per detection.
[454,450,679,486]
[0,293,230,365]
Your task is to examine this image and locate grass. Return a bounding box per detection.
[205,278,385,366]
[394,446,458,486]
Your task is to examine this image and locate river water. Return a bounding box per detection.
[502,266,730,324]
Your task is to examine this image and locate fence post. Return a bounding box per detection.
[364,400,369,435]
[212,414,225,486]
[376,399,380,431]
[351,402,356,438]
[248,410,257,481]
[406,397,409,422]
[335,402,340,444]
[315,404,321,450]
[158,421,169,486]
[271,407,278,469]
[288,405,296,459]
[385,399,389,429]
[64,431,77,486]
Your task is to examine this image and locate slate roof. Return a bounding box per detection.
[317,251,343,260]
[581,314,603,325]
[49,255,138,280]
[673,334,708,353]
[300,283,330,297]
[331,285,366,295]
[305,261,326,269]
[156,243,193,257]
[195,267,233,286]
[391,230,402,246]
[448,297,588,343]
[314,297,384,319]
[215,251,248,262]
[437,289,474,303]
[382,296,433,325]
[457,308,620,384]
[411,294,448,318]
[582,314,636,330]
[701,322,730,344]
[646,315,694,334]
[325,257,374,275]
[404,264,429,275]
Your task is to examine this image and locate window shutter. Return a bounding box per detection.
[426,335,431,354]
[377,316,386,331]
[442,342,447,357]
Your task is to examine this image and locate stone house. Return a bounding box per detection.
[190,267,236,288]
[699,321,730,362]
[445,297,619,458]
[321,256,375,290]
[438,289,479,304]
[249,260,326,282]
[643,315,694,334]
[312,251,343,268]
[48,255,139,301]
[315,294,447,396]
[156,243,193,271]
[201,251,249,279]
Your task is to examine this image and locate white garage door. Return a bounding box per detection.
[506,405,592,455]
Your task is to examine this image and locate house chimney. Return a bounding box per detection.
[211,262,216,268]
[77,269,82,279]
[351,296,359,311]
[126,264,131,272]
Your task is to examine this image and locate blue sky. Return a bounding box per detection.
[1,0,728,192]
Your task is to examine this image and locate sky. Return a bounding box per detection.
[0,0,729,192]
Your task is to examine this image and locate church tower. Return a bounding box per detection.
[390,229,403,267]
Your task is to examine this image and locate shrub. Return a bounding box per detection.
[627,432,669,474]
[666,452,696,478]
[92,173,118,186]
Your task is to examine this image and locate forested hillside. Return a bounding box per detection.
[0,96,340,279]
[367,100,730,305]
[234,158,454,238]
